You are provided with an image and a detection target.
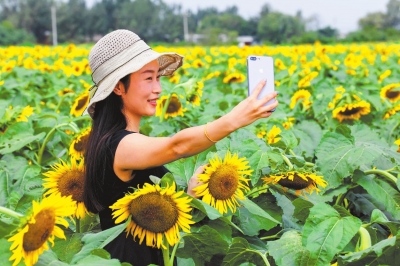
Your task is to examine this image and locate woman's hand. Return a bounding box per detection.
[187,165,206,198]
[226,79,279,129]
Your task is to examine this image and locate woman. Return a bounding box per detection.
[83,30,278,265]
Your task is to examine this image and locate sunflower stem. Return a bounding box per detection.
[281,154,293,170]
[37,122,71,165]
[259,251,271,266]
[304,162,315,167]
[162,241,171,266]
[76,218,81,233]
[71,115,92,123]
[289,149,296,156]
[0,206,24,219]
[260,230,283,241]
[160,93,173,123]
[169,242,179,266]
[55,94,68,113]
[364,169,397,184]
[246,186,268,198]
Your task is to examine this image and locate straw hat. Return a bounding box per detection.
[84,29,183,118]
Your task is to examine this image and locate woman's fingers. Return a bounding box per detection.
[259,91,278,106]
[259,99,279,116]
[249,79,267,99]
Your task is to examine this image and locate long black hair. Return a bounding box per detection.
[83,74,130,213]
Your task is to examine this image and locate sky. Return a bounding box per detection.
[86,0,388,35]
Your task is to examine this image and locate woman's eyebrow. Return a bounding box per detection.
[141,69,160,74]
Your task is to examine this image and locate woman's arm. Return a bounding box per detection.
[115,79,278,172]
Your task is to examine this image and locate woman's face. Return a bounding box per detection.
[119,59,161,118]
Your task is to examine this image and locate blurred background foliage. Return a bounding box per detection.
[1,0,400,45]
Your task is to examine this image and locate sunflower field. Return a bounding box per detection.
[0,42,400,266]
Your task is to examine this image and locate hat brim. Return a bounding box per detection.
[83,50,183,118]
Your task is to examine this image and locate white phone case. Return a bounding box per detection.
[247,55,275,106]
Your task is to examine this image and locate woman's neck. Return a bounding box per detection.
[124,113,141,132]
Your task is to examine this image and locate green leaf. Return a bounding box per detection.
[270,189,302,230]
[354,170,400,220]
[369,209,400,236]
[0,122,45,154]
[275,129,298,150]
[0,238,24,266]
[36,249,69,266]
[292,120,323,159]
[0,217,20,239]
[315,124,400,189]
[337,235,400,266]
[292,198,314,223]
[267,230,311,266]
[166,148,212,186]
[302,203,362,266]
[189,197,222,220]
[177,225,230,265]
[248,150,269,185]
[235,197,280,235]
[0,154,41,207]
[222,237,268,266]
[70,222,126,264]
[75,254,127,265]
[53,232,84,263]
[239,198,280,225]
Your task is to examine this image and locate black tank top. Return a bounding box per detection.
[99,129,170,265]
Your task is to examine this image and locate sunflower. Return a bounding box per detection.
[378,69,391,83]
[395,139,400,152]
[383,104,400,120]
[169,74,180,84]
[16,105,34,122]
[8,193,75,266]
[70,91,89,117]
[263,171,327,195]
[282,117,295,130]
[256,128,267,138]
[290,89,312,109]
[69,127,91,160]
[110,182,194,249]
[58,87,74,96]
[42,159,87,219]
[266,125,281,144]
[297,71,318,88]
[223,72,246,84]
[186,81,203,107]
[156,94,186,119]
[332,100,371,122]
[194,151,252,214]
[380,83,400,102]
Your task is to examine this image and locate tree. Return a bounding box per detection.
[257,11,305,44]
[385,0,400,29]
[359,12,386,30]
[18,0,53,44]
[57,0,88,43]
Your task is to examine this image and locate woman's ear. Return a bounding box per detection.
[113,81,124,95]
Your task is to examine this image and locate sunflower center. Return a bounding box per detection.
[278,173,313,190]
[75,96,88,111]
[166,98,181,114]
[23,209,55,252]
[129,192,179,233]
[208,164,239,200]
[57,169,85,202]
[340,107,363,116]
[74,133,89,152]
[189,94,198,102]
[386,90,400,99]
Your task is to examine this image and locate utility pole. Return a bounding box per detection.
[51,5,58,46]
[183,11,189,42]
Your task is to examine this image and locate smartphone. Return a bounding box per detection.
[247,55,275,108]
